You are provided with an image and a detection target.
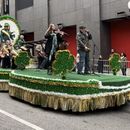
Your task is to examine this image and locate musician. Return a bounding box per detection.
[55,24,69,50]
[77,26,92,74]
[2,40,18,69]
[44,24,58,74]
[15,35,25,49]
[55,25,64,50]
[1,43,11,68]
[35,44,47,69]
[8,41,18,69]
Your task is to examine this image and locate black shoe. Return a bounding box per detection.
[84,72,90,75]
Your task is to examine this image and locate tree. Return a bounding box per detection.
[52,50,75,79]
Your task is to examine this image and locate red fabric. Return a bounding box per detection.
[111,20,130,60]
[62,26,77,56]
[24,32,34,41]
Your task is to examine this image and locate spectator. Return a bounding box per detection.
[97,55,103,73]
[120,52,127,76]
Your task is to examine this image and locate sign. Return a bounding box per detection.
[0,16,20,45]
[3,0,9,14]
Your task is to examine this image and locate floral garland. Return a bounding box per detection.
[9,82,130,98]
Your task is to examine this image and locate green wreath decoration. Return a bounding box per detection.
[0,15,20,45]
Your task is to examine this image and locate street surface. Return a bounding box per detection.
[0,92,130,130]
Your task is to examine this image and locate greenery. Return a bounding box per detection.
[13,69,130,86]
[10,74,129,95]
[109,53,121,75]
[8,69,130,95]
[0,69,11,80]
[1,68,130,95]
[15,51,30,70]
[52,50,75,79]
[10,73,99,88]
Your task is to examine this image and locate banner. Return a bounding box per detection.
[3,0,9,14]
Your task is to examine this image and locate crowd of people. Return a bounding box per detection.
[0,22,128,76]
[97,49,128,76]
[0,23,27,69]
[35,23,68,74]
[35,24,93,75]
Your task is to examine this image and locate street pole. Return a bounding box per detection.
[0,0,3,15]
[47,0,50,26]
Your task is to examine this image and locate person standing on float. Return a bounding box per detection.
[44,24,58,74]
[77,26,92,74]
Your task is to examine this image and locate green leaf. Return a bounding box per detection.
[52,50,75,79]
[15,51,30,70]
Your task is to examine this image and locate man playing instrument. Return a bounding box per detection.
[77,25,92,74]
[35,44,47,69]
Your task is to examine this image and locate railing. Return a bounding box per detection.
[90,59,130,74]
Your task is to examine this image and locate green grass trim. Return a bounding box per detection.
[0,69,11,80]
[10,73,99,88]
[10,75,129,95]
[1,68,130,95]
[13,69,130,86]
[0,74,9,80]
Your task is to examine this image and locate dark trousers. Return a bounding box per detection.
[37,56,44,69]
[0,58,1,67]
[121,68,127,76]
[2,56,11,68]
[39,56,48,69]
[11,58,17,69]
[98,61,103,73]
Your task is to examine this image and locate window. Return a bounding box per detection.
[16,0,33,10]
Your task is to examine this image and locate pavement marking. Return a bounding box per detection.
[0,109,45,130]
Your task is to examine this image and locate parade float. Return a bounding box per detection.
[0,15,20,91]
[0,16,130,112]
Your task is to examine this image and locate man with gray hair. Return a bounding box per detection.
[77,25,92,74]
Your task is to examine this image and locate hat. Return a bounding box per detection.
[79,25,86,29]
[4,23,10,27]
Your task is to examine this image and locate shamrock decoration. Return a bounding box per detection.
[52,50,75,79]
[109,53,121,75]
[15,51,30,70]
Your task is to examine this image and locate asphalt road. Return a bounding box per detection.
[0,92,130,130]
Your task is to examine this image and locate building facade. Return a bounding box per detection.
[3,0,130,59]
